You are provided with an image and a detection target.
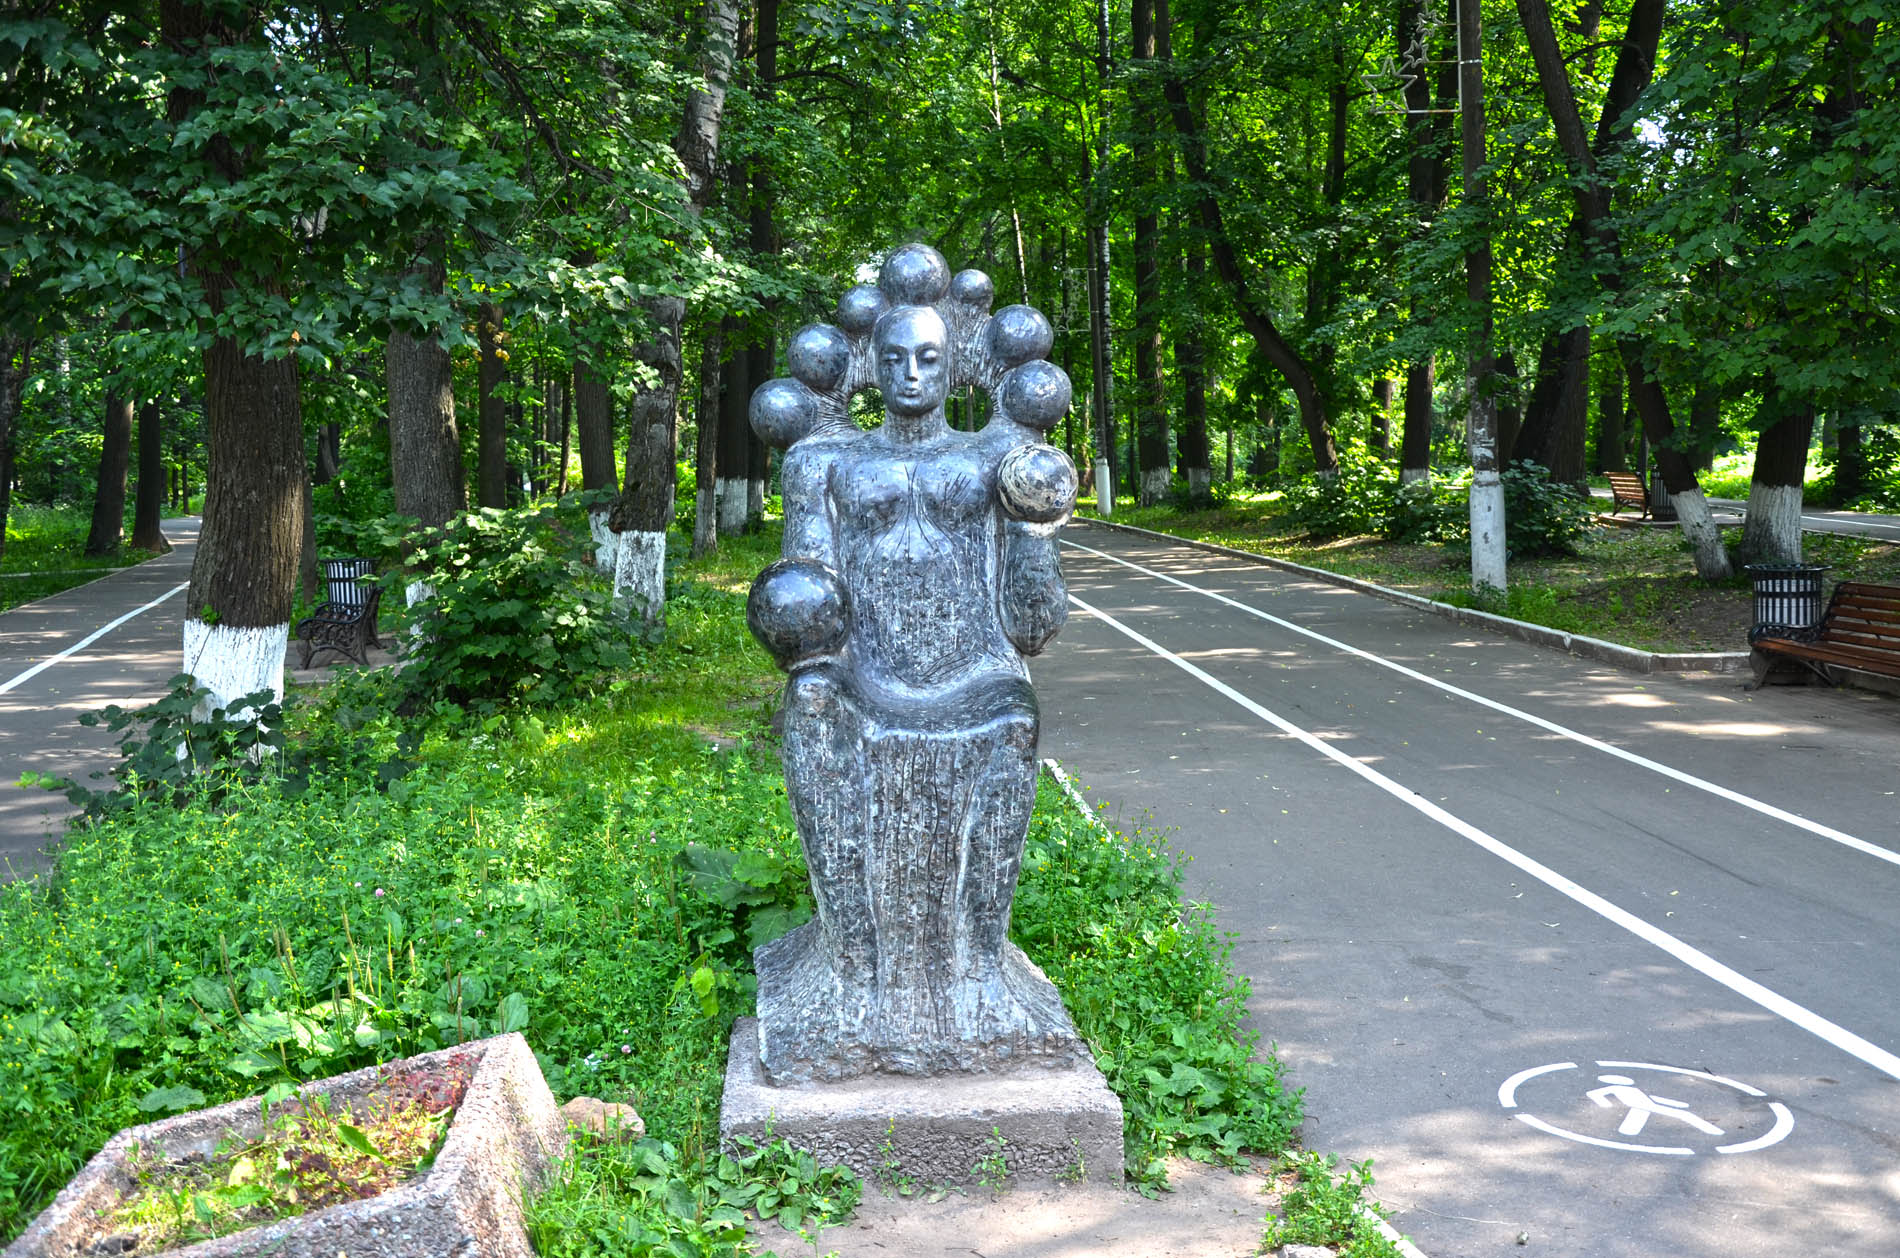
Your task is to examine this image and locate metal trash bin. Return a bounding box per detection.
[1745,564,1828,644]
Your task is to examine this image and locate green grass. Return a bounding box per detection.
[0,518,1301,1249]
[1082,494,1900,654]
[1,504,170,612]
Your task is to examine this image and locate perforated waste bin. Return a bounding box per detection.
[1745,563,1828,644]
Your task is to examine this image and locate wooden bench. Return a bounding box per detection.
[296,558,384,668]
[1604,471,1650,519]
[1751,582,1900,688]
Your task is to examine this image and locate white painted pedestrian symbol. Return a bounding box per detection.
[1498,1060,1793,1156]
[1585,1075,1724,1138]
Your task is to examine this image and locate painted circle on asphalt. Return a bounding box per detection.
[1498,1060,1794,1156]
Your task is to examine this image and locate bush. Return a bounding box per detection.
[1282,445,1398,538]
[396,497,638,712]
[1402,462,1598,559]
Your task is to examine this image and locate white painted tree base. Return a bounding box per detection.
[613,530,667,623]
[1742,482,1804,565]
[1140,467,1171,505]
[1092,460,1114,517]
[1399,466,1431,486]
[716,477,748,536]
[1468,471,1507,595]
[1186,468,1211,498]
[183,620,287,721]
[589,509,619,573]
[1670,487,1734,580]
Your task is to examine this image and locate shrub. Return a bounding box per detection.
[396,497,638,712]
[1282,445,1397,538]
[1409,462,1598,559]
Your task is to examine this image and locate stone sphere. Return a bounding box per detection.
[835,284,889,336]
[950,269,995,309]
[750,377,818,450]
[879,243,951,306]
[999,360,1071,431]
[748,558,851,668]
[986,305,1054,368]
[788,323,851,393]
[997,444,1078,524]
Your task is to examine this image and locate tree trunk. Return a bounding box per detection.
[1132,0,1168,505]
[1593,347,1627,473]
[1177,240,1212,500]
[1740,391,1812,566]
[1459,0,1504,594]
[386,293,465,531]
[1399,0,1442,485]
[0,333,25,565]
[314,421,341,484]
[477,301,508,508]
[1370,377,1394,454]
[1402,357,1434,483]
[716,330,750,534]
[1512,325,1591,486]
[1516,0,1730,579]
[1160,0,1334,472]
[1088,0,1117,511]
[574,358,617,494]
[1835,420,1866,503]
[747,0,779,530]
[85,391,134,557]
[692,322,724,557]
[164,0,307,715]
[131,400,170,552]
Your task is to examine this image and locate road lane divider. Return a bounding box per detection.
[0,582,188,696]
[1067,591,1900,1084]
[1061,538,1900,870]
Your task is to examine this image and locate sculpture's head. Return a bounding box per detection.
[872,305,950,419]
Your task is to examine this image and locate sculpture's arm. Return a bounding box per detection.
[998,521,1067,656]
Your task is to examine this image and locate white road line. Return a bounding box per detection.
[1068,592,1900,1084]
[0,582,188,695]
[1061,539,1900,869]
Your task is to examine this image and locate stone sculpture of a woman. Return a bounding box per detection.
[744,244,1084,1084]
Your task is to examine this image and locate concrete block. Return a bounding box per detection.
[4,1032,565,1258]
[719,1016,1123,1187]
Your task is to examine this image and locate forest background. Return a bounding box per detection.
[2,0,1897,677]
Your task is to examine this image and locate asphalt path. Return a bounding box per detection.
[0,519,196,878]
[1036,521,1900,1258]
[1586,487,1900,541]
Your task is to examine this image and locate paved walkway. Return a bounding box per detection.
[1588,487,1900,540]
[0,520,197,877]
[1037,521,1900,1258]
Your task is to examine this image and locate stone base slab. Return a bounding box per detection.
[719,1016,1123,1186]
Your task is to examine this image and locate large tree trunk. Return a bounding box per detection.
[1401,357,1434,484]
[716,334,750,535]
[611,0,741,617]
[1512,324,1591,486]
[84,391,134,556]
[1593,346,1627,473]
[691,322,723,557]
[1398,0,1443,485]
[1132,0,1168,505]
[1740,391,1812,566]
[131,399,170,552]
[1516,0,1731,579]
[574,357,617,494]
[314,421,341,484]
[1301,34,1349,424]
[1177,240,1212,499]
[164,0,307,715]
[477,301,508,508]
[0,333,25,565]
[1160,0,1334,472]
[386,301,465,531]
[1459,0,1505,594]
[745,344,770,527]
[1087,0,1117,511]
[746,0,779,531]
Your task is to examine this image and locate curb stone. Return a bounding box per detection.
[1076,517,1750,677]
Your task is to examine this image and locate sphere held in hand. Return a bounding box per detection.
[997,444,1078,524]
[999,360,1071,431]
[748,558,851,668]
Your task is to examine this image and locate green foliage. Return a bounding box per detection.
[527,1133,859,1258]
[1013,790,1302,1187]
[394,498,637,712]
[1495,462,1599,559]
[1282,446,1398,539]
[1284,454,1595,559]
[1261,1152,1403,1258]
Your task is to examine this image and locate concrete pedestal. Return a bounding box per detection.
[719,1016,1124,1186]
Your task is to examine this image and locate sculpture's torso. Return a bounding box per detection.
[828,430,1021,698]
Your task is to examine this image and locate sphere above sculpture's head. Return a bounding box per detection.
[999,360,1071,432]
[748,558,851,669]
[873,305,952,418]
[986,305,1054,368]
[879,243,952,306]
[835,284,890,336]
[751,377,819,449]
[997,444,1079,524]
[788,323,852,394]
[950,269,995,310]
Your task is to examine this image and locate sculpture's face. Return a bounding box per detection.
[873,306,950,418]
